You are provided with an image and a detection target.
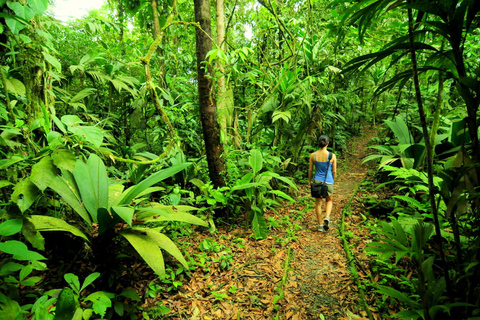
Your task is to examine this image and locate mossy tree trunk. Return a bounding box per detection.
[194,0,226,189]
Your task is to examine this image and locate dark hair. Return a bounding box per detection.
[318,135,329,148]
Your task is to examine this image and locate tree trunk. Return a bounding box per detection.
[216,0,227,136]
[194,0,226,189]
[407,5,453,303]
[118,0,125,53]
[151,0,166,87]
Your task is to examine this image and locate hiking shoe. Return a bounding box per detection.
[317,225,324,232]
[323,217,330,231]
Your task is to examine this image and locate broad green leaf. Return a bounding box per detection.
[238,172,254,184]
[0,295,21,319]
[72,308,83,320]
[21,276,42,286]
[52,149,76,172]
[11,178,38,212]
[361,154,389,164]
[108,184,125,208]
[72,157,98,219]
[20,276,41,288]
[5,16,27,34]
[374,285,421,309]
[0,262,24,276]
[0,219,23,237]
[69,102,87,111]
[0,240,46,261]
[260,171,298,190]
[5,78,26,96]
[0,155,24,170]
[129,186,165,200]
[80,272,100,292]
[84,291,114,317]
[73,154,108,222]
[30,156,57,191]
[368,145,395,154]
[111,206,134,226]
[119,163,191,205]
[384,116,412,145]
[55,288,77,320]
[111,79,136,95]
[61,115,83,127]
[231,182,262,191]
[114,301,124,316]
[120,229,166,277]
[69,88,96,103]
[34,304,49,320]
[19,265,32,281]
[51,114,67,133]
[19,34,31,43]
[189,178,205,190]
[22,218,45,250]
[82,309,93,320]
[249,149,263,175]
[43,53,61,73]
[251,211,268,240]
[119,288,141,301]
[48,174,91,225]
[28,0,48,16]
[395,310,422,320]
[86,154,108,208]
[256,174,273,186]
[29,215,89,242]
[47,131,64,147]
[7,2,35,20]
[391,220,408,247]
[272,110,291,123]
[69,126,104,148]
[268,190,294,201]
[132,227,188,268]
[64,274,80,294]
[137,207,207,227]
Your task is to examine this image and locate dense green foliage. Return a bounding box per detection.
[0,0,479,318]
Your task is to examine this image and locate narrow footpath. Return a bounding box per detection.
[148,127,378,319]
[289,126,378,320]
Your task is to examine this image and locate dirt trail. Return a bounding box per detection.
[289,126,378,319]
[149,127,379,319]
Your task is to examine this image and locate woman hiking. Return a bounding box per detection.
[308,135,337,232]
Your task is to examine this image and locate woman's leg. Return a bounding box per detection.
[325,195,333,219]
[323,195,333,230]
[315,198,323,224]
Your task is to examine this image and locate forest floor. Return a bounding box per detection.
[144,126,381,320]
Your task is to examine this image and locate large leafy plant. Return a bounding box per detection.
[367,219,468,319]
[231,149,298,239]
[0,218,47,320]
[363,116,426,169]
[20,154,207,278]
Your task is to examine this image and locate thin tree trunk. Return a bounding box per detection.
[194,0,226,189]
[151,0,166,87]
[0,67,13,121]
[407,5,453,302]
[118,0,125,53]
[216,0,227,136]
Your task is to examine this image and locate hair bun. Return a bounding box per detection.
[318,135,329,148]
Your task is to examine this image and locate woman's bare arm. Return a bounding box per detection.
[308,153,314,185]
[332,154,337,180]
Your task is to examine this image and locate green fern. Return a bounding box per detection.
[393,195,428,212]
